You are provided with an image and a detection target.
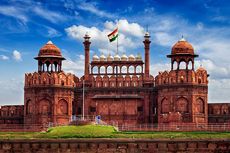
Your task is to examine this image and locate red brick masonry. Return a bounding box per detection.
[0,139,229,153]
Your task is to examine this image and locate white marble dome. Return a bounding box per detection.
[92,54,99,61]
[100,54,106,61]
[114,54,120,61]
[135,54,142,61]
[128,54,135,61]
[107,54,113,61]
[121,54,128,61]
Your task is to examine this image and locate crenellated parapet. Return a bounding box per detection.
[155,67,208,86]
[25,72,76,87]
[88,74,154,88]
[208,103,230,123]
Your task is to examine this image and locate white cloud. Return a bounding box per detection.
[0,6,28,23]
[0,55,9,60]
[104,19,144,37]
[151,63,171,76]
[62,54,85,77]
[78,2,116,18]
[47,27,62,38]
[0,78,24,105]
[195,59,230,79]
[12,50,22,61]
[209,79,230,103]
[154,32,176,47]
[65,19,145,54]
[33,6,67,23]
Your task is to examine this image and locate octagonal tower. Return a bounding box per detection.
[155,38,209,124]
[24,41,75,125]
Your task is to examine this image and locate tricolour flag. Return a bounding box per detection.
[108,28,118,42]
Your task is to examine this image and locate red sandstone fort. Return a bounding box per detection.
[0,32,229,128]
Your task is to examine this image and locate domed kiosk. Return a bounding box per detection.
[167,37,198,70]
[35,41,65,72]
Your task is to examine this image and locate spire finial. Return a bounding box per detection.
[47,39,53,44]
[180,35,186,41]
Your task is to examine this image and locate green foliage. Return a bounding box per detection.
[38,125,116,138]
[0,125,229,139]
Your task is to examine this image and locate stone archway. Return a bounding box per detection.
[195,98,204,113]
[161,98,170,113]
[58,99,68,115]
[176,97,188,113]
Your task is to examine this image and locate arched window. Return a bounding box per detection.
[136,65,142,73]
[195,98,204,113]
[213,106,220,115]
[58,99,68,115]
[161,98,170,113]
[221,105,229,114]
[129,65,134,73]
[92,66,98,74]
[45,61,51,72]
[39,99,51,115]
[176,97,188,113]
[179,61,186,69]
[107,66,113,74]
[188,60,193,70]
[121,66,127,74]
[100,66,106,74]
[26,100,33,114]
[173,61,177,70]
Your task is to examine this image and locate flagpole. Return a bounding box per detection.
[116,29,118,55]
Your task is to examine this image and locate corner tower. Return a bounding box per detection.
[24,41,75,125]
[156,38,209,124]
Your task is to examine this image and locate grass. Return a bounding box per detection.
[0,125,229,139]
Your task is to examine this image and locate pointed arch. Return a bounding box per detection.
[161,98,170,113]
[176,97,189,113]
[195,98,204,113]
[58,99,68,115]
[39,99,51,115]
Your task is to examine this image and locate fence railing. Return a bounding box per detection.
[116,123,230,132]
[1,121,230,132]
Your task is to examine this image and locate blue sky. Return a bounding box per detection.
[0,0,230,105]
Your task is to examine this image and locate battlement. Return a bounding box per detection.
[155,68,208,86]
[25,72,76,87]
[90,74,154,88]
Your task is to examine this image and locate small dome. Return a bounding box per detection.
[107,54,113,61]
[135,53,142,61]
[171,38,194,55]
[145,32,150,37]
[100,54,106,61]
[38,41,62,58]
[121,54,128,61]
[114,54,120,61]
[92,54,99,61]
[128,54,135,61]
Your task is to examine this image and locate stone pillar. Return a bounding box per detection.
[143,32,151,79]
[83,33,91,80]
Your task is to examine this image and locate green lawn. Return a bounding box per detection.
[0,125,229,139]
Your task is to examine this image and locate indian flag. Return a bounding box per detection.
[108,28,118,42]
